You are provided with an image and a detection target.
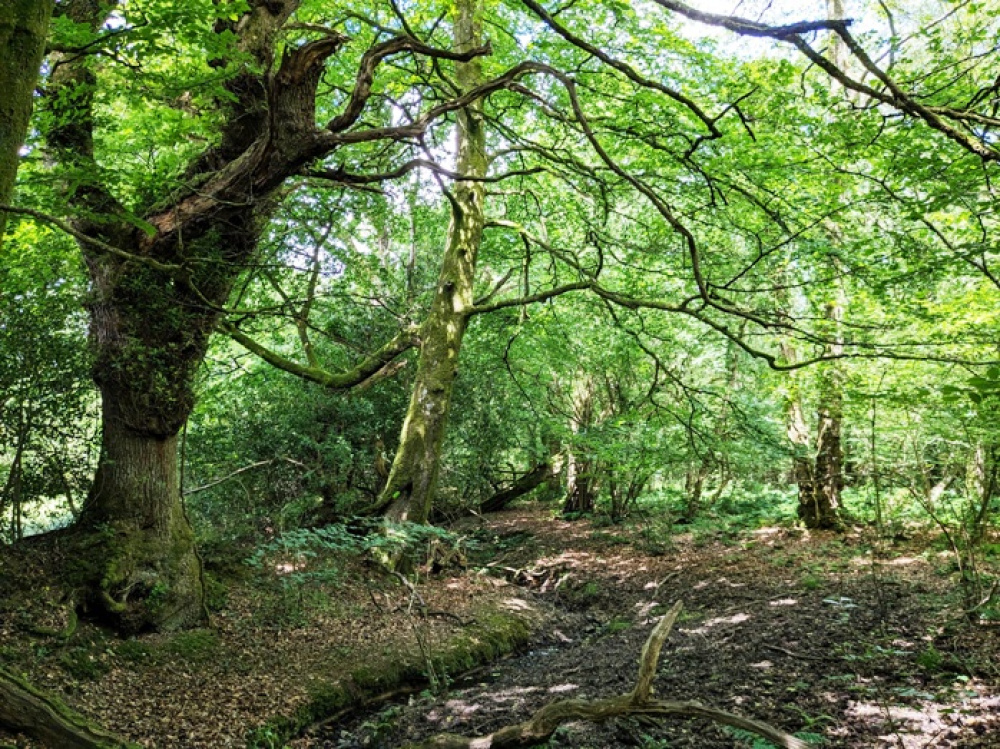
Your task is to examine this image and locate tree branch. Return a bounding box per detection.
[467,280,593,316]
[221,322,419,389]
[0,205,183,275]
[326,36,492,133]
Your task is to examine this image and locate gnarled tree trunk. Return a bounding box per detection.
[44,0,332,630]
[377,0,486,524]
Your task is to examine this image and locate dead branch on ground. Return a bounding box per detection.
[404,600,809,749]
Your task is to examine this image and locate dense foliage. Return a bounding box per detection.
[1,0,998,626]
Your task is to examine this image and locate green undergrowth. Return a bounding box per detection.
[244,607,533,749]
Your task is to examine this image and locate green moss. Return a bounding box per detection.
[115,639,154,664]
[604,616,632,635]
[59,647,111,681]
[0,666,140,748]
[562,580,603,608]
[800,573,822,591]
[162,629,218,660]
[245,607,533,749]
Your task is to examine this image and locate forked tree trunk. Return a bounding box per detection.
[0,0,54,242]
[41,0,341,630]
[378,0,486,523]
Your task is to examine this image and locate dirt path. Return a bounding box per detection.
[306,509,1000,749]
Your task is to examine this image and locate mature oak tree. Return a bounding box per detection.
[36,0,529,631]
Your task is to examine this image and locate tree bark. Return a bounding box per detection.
[377,0,487,524]
[563,376,598,515]
[0,0,54,243]
[0,667,135,749]
[801,294,846,531]
[42,0,313,630]
[78,399,205,631]
[480,461,552,513]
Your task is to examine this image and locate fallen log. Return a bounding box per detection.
[405,601,809,749]
[0,666,136,749]
[480,462,552,513]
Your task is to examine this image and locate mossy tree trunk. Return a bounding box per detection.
[41,0,395,630]
[0,667,136,749]
[377,0,486,524]
[0,0,54,242]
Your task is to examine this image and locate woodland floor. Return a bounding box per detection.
[2,504,999,749]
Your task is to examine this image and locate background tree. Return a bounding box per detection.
[0,0,54,240]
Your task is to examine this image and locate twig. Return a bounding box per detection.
[762,643,829,662]
[649,571,680,600]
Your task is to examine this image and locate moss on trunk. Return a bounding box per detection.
[376,0,487,524]
[0,666,137,749]
[0,0,54,241]
[73,398,206,632]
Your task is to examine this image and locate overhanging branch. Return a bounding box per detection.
[221,322,419,389]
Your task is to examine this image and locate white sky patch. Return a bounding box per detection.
[645,0,891,60]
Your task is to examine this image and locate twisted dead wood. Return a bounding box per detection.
[406,601,809,749]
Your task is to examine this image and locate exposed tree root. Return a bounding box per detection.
[405,601,809,749]
[0,667,136,748]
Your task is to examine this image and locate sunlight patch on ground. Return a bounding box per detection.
[842,688,1000,748]
[444,700,482,717]
[486,686,541,704]
[501,597,534,612]
[273,558,308,575]
[548,682,579,693]
[752,526,783,537]
[683,612,751,635]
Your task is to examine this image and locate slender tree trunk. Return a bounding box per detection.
[681,463,707,522]
[563,376,598,515]
[793,294,845,530]
[780,337,820,523]
[809,301,844,529]
[0,0,54,243]
[564,451,597,514]
[378,0,486,523]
